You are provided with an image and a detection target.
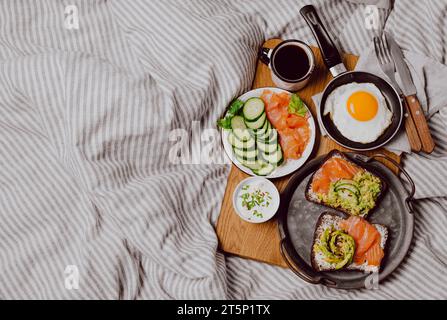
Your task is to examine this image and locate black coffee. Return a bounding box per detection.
[273,45,310,81]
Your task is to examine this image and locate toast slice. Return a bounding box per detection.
[305,150,387,217]
[311,212,388,273]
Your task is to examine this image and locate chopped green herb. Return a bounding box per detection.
[253,210,263,218]
[240,187,272,213]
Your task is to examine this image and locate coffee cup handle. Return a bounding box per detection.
[259,47,272,66]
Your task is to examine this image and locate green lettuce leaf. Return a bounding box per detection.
[217,117,232,129]
[217,99,245,129]
[288,94,307,117]
[228,99,244,115]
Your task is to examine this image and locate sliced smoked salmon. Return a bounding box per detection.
[365,241,385,266]
[286,114,308,128]
[311,157,361,195]
[357,223,380,256]
[340,216,384,267]
[279,128,305,159]
[267,106,288,130]
[262,90,310,160]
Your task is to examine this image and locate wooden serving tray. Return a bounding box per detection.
[216,39,401,268]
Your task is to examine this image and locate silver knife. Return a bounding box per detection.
[386,32,435,153]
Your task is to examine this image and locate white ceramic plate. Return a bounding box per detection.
[222,87,316,179]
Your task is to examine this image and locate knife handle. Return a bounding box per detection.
[402,98,422,152]
[405,95,435,153]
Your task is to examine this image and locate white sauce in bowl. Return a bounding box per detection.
[233,177,280,223]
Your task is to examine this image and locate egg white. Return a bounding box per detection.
[324,83,393,144]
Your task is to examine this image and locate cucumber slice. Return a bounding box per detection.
[254,119,269,137]
[228,132,255,150]
[277,155,285,166]
[261,146,283,165]
[245,112,266,130]
[337,189,359,205]
[233,147,257,160]
[257,125,278,143]
[256,122,271,140]
[334,179,356,187]
[264,133,278,147]
[236,157,263,171]
[254,157,268,167]
[258,139,278,154]
[231,116,247,130]
[233,128,252,142]
[243,98,265,121]
[253,163,276,176]
[335,184,360,196]
[334,179,360,195]
[266,129,278,143]
[256,120,272,140]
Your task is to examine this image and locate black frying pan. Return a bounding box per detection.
[300,5,403,151]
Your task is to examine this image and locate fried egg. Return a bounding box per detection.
[324,83,393,144]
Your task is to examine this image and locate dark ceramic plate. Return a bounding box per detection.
[277,152,415,290]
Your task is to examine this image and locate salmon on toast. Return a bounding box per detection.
[306,150,387,217]
[312,212,388,273]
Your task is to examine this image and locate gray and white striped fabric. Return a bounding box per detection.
[0,0,446,299]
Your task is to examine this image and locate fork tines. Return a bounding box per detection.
[374,33,393,66]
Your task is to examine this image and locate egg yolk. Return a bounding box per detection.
[346,91,378,121]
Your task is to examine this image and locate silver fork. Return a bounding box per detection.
[374,33,400,90]
[374,33,422,152]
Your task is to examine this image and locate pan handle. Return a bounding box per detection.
[280,239,338,286]
[352,153,416,214]
[300,5,346,77]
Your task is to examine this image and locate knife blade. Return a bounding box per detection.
[386,32,435,153]
[386,33,417,96]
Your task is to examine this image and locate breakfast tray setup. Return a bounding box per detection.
[216,39,402,269]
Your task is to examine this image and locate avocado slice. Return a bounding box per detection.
[316,228,355,270]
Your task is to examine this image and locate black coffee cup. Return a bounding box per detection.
[259,40,315,91]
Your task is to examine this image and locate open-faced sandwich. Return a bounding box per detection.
[311,212,388,273]
[306,150,386,217]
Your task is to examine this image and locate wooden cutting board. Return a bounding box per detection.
[216,39,401,268]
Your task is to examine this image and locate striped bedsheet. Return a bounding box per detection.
[0,0,446,299]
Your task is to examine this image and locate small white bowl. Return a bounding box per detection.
[232,177,280,224]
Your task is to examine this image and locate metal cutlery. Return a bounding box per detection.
[374,33,422,152]
[386,32,435,153]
